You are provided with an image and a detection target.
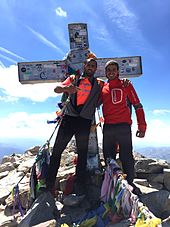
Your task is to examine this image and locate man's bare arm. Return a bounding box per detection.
[54,83,80,94]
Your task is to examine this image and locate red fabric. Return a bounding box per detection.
[101,78,147,132]
[101,79,132,124]
[136,108,147,132]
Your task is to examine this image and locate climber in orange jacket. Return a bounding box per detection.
[101,60,147,195]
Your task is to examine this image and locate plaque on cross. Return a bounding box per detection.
[17,23,143,170]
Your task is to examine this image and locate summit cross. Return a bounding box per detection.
[17,23,143,170]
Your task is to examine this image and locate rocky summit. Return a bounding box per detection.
[0,143,170,227]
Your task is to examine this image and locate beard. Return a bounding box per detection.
[84,70,94,77]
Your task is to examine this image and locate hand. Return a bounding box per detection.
[65,84,80,94]
[123,78,131,87]
[136,130,145,138]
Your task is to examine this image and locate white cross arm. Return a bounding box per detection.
[18,55,142,84]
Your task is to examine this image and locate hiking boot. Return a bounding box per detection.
[63,194,85,206]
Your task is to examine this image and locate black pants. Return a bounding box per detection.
[46,115,92,189]
[103,123,134,184]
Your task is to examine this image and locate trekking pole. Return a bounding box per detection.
[46,95,70,144]
[6,95,71,199]
[5,166,33,200]
[46,118,62,145]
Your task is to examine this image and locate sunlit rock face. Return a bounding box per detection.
[0,145,170,226]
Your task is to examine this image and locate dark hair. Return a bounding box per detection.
[105,60,119,71]
[85,58,97,67]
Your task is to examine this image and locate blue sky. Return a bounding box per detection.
[0,0,170,151]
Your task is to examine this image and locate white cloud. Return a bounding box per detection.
[96,112,170,148]
[0,111,170,150]
[103,0,159,59]
[0,112,57,141]
[104,0,138,34]
[0,95,19,102]
[132,118,170,147]
[153,109,170,115]
[25,25,65,56]
[93,118,169,148]
[103,0,147,49]
[0,60,5,68]
[55,7,67,17]
[0,53,17,64]
[0,46,26,61]
[0,65,59,102]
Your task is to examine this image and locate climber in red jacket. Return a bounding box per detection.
[101,60,147,195]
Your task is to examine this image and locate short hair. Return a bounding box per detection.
[105,60,119,71]
[85,58,97,67]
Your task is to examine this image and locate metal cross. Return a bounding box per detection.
[17,23,143,170]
